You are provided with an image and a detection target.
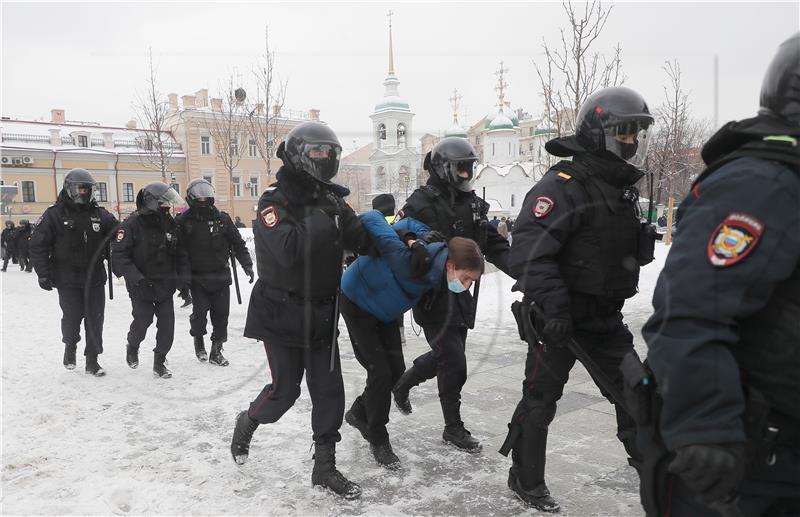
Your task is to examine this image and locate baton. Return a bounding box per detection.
[230,249,242,305]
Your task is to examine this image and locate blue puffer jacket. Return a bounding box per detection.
[341,210,448,323]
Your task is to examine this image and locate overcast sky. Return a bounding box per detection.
[3,1,798,150]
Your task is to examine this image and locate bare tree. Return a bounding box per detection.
[534,0,625,136]
[247,27,288,182]
[133,48,177,181]
[203,75,249,219]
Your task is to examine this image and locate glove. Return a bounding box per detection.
[243,266,255,284]
[542,317,572,347]
[419,230,447,244]
[38,277,54,291]
[668,444,746,503]
[316,191,342,219]
[178,285,193,307]
[136,279,156,300]
[409,241,432,278]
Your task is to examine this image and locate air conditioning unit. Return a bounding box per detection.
[21,156,33,165]
[0,156,9,165]
[11,157,23,165]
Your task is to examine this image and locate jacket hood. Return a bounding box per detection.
[701,113,800,165]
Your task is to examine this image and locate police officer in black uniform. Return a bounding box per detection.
[112,182,190,379]
[642,33,800,517]
[29,168,118,375]
[502,86,655,512]
[176,179,253,366]
[2,220,17,271]
[229,122,371,499]
[391,136,510,453]
[15,219,33,272]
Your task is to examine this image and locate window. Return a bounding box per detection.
[249,139,257,158]
[97,182,108,202]
[529,142,534,152]
[509,142,512,154]
[529,127,534,136]
[122,182,134,202]
[144,138,153,151]
[232,177,241,197]
[77,135,88,147]
[201,136,211,155]
[492,143,495,156]
[21,181,35,202]
[170,183,180,196]
[230,136,239,157]
[203,175,213,185]
[397,124,407,147]
[511,194,516,207]
[249,177,259,197]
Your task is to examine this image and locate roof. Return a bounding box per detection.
[475,161,537,180]
[445,122,468,138]
[341,142,374,165]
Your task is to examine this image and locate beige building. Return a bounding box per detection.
[0,109,185,223]
[339,142,376,214]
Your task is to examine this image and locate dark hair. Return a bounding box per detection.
[447,237,484,273]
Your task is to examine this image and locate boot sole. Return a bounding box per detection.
[195,354,208,362]
[153,371,172,379]
[64,364,76,370]
[209,360,229,366]
[392,392,412,415]
[507,472,561,513]
[442,438,483,454]
[127,362,139,369]
[313,484,362,500]
[86,369,106,377]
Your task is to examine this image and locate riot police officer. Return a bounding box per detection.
[391,137,510,453]
[176,179,253,366]
[229,122,371,499]
[642,33,800,517]
[15,219,33,272]
[502,86,655,511]
[1,220,17,271]
[29,168,118,375]
[111,182,190,379]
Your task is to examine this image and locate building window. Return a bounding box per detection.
[397,124,407,148]
[530,127,534,136]
[529,142,534,152]
[144,138,153,151]
[492,143,495,156]
[203,175,213,185]
[509,142,512,154]
[21,181,35,202]
[170,183,180,196]
[232,177,241,197]
[511,194,516,207]
[230,136,239,157]
[122,182,134,202]
[201,136,211,155]
[97,182,108,202]
[249,139,257,158]
[77,135,88,147]
[248,176,259,197]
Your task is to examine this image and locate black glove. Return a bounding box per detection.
[243,266,255,284]
[668,443,746,503]
[178,285,193,307]
[136,279,156,300]
[316,191,342,219]
[420,230,447,244]
[410,241,432,278]
[542,317,572,347]
[38,277,54,291]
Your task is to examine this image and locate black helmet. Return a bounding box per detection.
[19,219,29,226]
[4,220,13,229]
[136,182,182,215]
[759,32,800,124]
[424,137,479,193]
[372,193,396,216]
[276,121,342,184]
[63,168,97,205]
[185,178,215,207]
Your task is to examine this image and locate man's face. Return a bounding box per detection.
[614,134,637,145]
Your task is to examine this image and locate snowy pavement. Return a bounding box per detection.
[1,243,667,516]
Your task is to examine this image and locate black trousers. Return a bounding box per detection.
[57,285,106,356]
[412,325,469,410]
[126,296,175,355]
[340,294,405,443]
[248,340,345,444]
[189,283,230,343]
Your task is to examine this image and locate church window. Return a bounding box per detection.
[397,124,407,147]
[377,124,386,141]
[511,194,516,207]
[492,143,495,156]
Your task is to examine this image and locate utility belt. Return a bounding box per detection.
[260,281,336,306]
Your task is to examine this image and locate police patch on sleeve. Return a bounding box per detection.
[707,212,764,267]
[260,206,279,228]
[116,229,125,242]
[532,196,555,218]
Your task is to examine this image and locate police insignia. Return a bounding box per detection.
[533,196,555,218]
[707,212,764,267]
[261,206,279,228]
[116,229,125,242]
[92,222,100,232]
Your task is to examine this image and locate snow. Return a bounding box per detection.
[1,239,668,515]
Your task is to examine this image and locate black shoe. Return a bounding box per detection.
[1,267,6,272]
[312,443,362,500]
[508,467,560,512]
[193,336,207,362]
[63,344,77,370]
[392,367,422,415]
[231,410,259,465]
[126,344,139,369]
[344,406,370,443]
[209,341,229,366]
[153,352,172,378]
[443,424,482,453]
[85,354,106,377]
[370,440,401,470]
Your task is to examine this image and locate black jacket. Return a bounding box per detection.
[1,227,16,252]
[29,191,118,288]
[244,167,371,348]
[111,210,190,302]
[175,207,252,291]
[398,175,510,328]
[14,223,32,254]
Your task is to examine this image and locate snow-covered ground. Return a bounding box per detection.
[1,241,668,516]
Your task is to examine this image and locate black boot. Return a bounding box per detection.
[193,336,207,362]
[508,427,560,512]
[441,400,482,453]
[209,341,229,366]
[392,366,424,415]
[63,344,77,370]
[311,442,362,500]
[344,398,370,443]
[85,354,106,377]
[370,440,401,470]
[153,352,172,378]
[230,410,259,465]
[126,343,139,369]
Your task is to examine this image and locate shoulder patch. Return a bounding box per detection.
[557,172,572,180]
[707,212,764,267]
[260,206,279,228]
[116,229,126,242]
[533,196,555,218]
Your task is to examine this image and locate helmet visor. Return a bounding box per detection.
[187,182,214,200]
[445,160,477,192]
[158,186,183,207]
[299,143,341,183]
[603,119,653,168]
[66,182,97,205]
